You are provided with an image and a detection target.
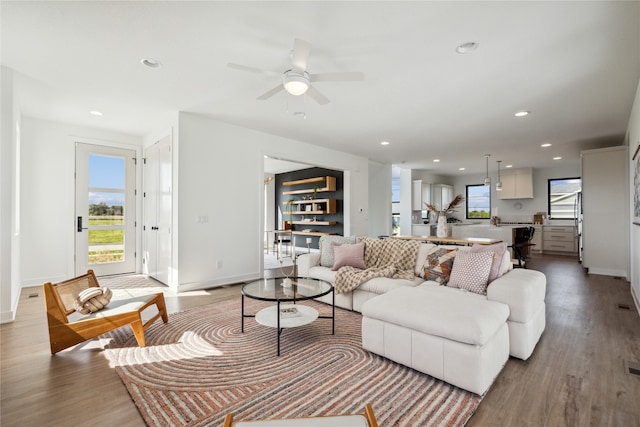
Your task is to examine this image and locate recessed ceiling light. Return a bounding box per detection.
[89,110,103,116]
[541,143,552,148]
[456,42,478,54]
[459,167,466,171]
[380,141,390,146]
[553,157,562,160]
[505,164,513,168]
[515,111,530,117]
[141,58,162,68]
[433,159,440,163]
[293,111,306,119]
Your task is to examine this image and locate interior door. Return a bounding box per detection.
[143,136,172,284]
[75,143,136,276]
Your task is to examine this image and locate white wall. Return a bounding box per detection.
[367,161,391,237]
[1,66,21,323]
[626,78,640,313]
[174,112,371,291]
[19,117,141,287]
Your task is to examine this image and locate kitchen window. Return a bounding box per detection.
[548,177,581,219]
[466,184,491,219]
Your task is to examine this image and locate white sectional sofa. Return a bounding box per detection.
[296,236,547,395]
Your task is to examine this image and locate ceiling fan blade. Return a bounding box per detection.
[310,71,365,82]
[227,62,280,76]
[291,38,312,73]
[257,84,285,100]
[306,85,330,105]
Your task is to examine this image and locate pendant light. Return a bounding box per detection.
[496,160,503,191]
[483,154,491,186]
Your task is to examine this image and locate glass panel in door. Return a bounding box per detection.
[76,143,136,276]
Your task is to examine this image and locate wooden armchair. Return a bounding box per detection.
[43,269,168,354]
[223,404,378,427]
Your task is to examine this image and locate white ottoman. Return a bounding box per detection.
[361,285,510,395]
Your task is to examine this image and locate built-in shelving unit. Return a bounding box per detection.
[284,199,337,215]
[282,176,339,237]
[282,176,336,195]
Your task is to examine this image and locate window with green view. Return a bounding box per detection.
[466,184,491,219]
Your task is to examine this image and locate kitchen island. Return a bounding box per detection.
[450,224,530,256]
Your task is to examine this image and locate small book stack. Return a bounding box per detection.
[280,307,301,318]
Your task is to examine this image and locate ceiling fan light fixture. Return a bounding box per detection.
[283,71,310,96]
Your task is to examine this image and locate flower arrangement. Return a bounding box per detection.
[425,194,465,217]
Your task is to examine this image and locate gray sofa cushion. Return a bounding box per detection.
[319,235,357,267]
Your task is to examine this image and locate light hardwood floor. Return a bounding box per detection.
[1,255,639,426]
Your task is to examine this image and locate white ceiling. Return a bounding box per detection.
[2,1,639,176]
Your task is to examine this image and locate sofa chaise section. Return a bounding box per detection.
[361,285,510,395]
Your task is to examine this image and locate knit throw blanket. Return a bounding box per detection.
[334,238,420,294]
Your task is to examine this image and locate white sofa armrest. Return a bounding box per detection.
[297,253,321,277]
[487,269,546,323]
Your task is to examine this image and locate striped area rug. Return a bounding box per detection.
[102,298,482,426]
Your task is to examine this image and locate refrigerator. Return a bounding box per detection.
[574,191,583,263]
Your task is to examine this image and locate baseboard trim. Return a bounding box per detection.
[176,272,260,292]
[631,286,640,317]
[587,267,628,279]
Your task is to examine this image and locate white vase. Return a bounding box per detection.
[437,215,448,238]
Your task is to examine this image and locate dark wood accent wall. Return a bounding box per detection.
[275,167,344,250]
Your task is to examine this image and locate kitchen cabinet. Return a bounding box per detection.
[431,184,453,211]
[498,168,533,199]
[412,180,431,211]
[542,226,576,253]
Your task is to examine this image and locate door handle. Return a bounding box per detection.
[77,216,88,232]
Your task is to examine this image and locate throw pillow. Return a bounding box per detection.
[414,243,437,276]
[448,251,494,295]
[331,242,366,271]
[422,248,458,285]
[470,242,508,282]
[319,235,357,267]
[73,287,113,314]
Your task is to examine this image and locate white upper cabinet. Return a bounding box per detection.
[412,180,431,211]
[498,168,534,199]
[431,183,453,210]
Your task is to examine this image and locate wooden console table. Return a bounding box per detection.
[392,235,502,246]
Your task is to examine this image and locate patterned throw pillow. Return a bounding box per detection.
[470,242,508,283]
[448,251,494,295]
[319,235,357,267]
[422,248,458,285]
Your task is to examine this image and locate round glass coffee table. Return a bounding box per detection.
[241,277,334,356]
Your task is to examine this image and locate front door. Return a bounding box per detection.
[75,143,136,276]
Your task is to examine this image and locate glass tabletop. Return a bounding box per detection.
[242,277,333,302]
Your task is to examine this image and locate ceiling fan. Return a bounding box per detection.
[227,38,364,105]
